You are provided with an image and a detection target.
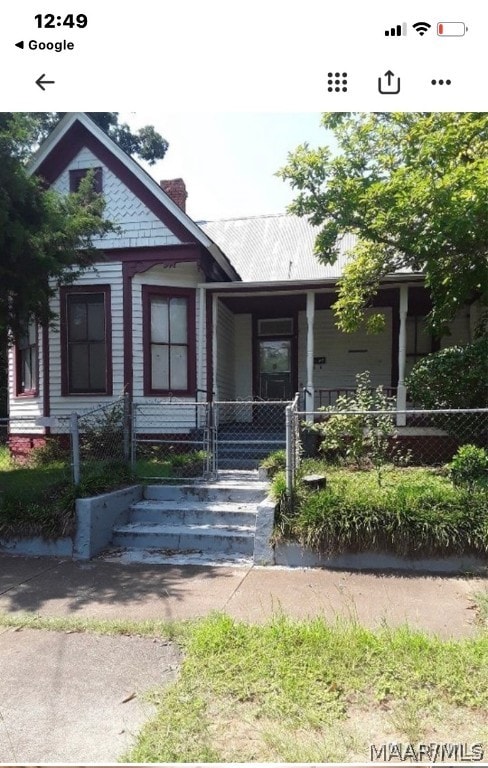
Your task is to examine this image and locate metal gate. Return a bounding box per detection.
[213,400,290,472]
[131,399,292,480]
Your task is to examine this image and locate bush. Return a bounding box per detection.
[307,371,403,485]
[449,445,488,489]
[407,337,488,409]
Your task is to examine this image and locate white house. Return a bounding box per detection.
[8,113,475,457]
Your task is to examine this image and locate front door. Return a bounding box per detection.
[258,339,293,400]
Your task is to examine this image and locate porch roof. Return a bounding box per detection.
[198,214,355,281]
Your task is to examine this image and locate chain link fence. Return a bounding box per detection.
[293,408,488,470]
[132,400,212,480]
[214,400,290,471]
[71,396,129,484]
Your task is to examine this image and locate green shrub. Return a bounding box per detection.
[308,372,402,484]
[80,402,125,461]
[407,337,488,409]
[29,438,70,467]
[449,445,488,489]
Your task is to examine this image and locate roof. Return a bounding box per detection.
[27,113,240,282]
[199,214,356,282]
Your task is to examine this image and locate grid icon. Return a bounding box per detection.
[328,72,348,92]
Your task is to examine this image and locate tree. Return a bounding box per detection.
[0,113,115,340]
[16,113,169,165]
[278,113,488,336]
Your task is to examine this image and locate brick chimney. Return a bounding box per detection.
[160,178,187,211]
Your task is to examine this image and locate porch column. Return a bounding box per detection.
[396,285,408,426]
[306,291,315,414]
[212,294,218,400]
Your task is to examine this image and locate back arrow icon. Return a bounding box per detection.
[36,74,55,91]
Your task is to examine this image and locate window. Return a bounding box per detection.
[69,167,103,193]
[258,318,293,336]
[17,319,38,395]
[406,315,432,362]
[143,287,195,395]
[62,287,112,395]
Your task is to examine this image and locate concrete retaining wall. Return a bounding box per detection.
[0,536,73,557]
[74,485,143,560]
[274,542,487,573]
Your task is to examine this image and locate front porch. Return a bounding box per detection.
[205,280,471,417]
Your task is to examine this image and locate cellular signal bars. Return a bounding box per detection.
[385,23,407,36]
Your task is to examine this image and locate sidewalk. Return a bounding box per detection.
[0,554,486,762]
[1,554,485,637]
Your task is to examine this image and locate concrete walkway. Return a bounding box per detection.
[1,554,486,637]
[0,554,486,762]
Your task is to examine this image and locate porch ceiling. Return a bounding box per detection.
[220,293,309,313]
[219,285,432,315]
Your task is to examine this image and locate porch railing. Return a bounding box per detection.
[317,387,398,408]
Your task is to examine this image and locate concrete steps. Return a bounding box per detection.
[108,472,270,566]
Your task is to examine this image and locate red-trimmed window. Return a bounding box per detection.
[62,286,112,395]
[69,167,103,193]
[143,286,195,396]
[16,319,38,395]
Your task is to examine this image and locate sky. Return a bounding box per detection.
[119,113,332,221]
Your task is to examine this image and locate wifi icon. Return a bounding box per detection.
[413,21,432,36]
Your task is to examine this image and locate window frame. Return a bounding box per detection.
[142,285,196,397]
[60,285,112,396]
[15,319,39,397]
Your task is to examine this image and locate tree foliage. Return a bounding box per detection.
[0,114,115,339]
[406,337,488,409]
[278,112,488,335]
[15,112,169,165]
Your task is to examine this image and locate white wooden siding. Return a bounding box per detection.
[234,314,253,399]
[216,302,235,401]
[132,263,204,403]
[298,308,393,405]
[48,262,124,425]
[440,310,471,348]
[52,147,182,249]
[8,326,44,432]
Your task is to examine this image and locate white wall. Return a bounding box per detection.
[234,314,253,399]
[7,328,44,432]
[132,262,204,402]
[47,262,124,425]
[52,147,182,250]
[440,309,471,349]
[298,308,393,406]
[216,302,235,401]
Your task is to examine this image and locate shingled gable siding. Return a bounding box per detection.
[51,147,182,251]
[297,308,393,405]
[132,263,205,401]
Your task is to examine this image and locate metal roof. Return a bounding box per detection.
[198,214,356,282]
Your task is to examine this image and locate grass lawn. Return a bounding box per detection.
[273,462,488,558]
[0,446,133,539]
[1,611,486,762]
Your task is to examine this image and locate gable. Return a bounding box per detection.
[51,147,183,250]
[28,115,241,280]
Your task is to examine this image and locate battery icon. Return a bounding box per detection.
[437,22,467,36]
